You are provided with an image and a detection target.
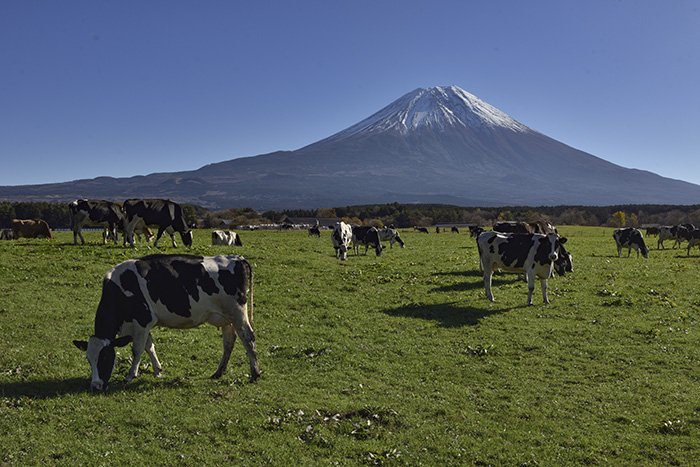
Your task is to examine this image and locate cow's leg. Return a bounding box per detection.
[153,226,167,247]
[162,226,178,247]
[108,223,119,245]
[617,245,622,257]
[212,324,236,379]
[73,227,85,245]
[483,266,495,302]
[234,320,260,382]
[526,269,536,305]
[145,333,162,377]
[124,219,138,247]
[627,247,632,257]
[540,277,549,304]
[125,327,150,382]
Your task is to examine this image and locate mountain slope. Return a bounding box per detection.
[2,85,700,209]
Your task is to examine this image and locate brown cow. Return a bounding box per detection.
[11,219,52,239]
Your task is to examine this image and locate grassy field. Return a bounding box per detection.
[1,226,699,465]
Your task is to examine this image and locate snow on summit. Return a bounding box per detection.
[325,85,530,142]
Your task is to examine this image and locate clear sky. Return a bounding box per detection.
[2,1,699,187]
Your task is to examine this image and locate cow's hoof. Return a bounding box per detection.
[210,371,224,379]
[249,371,261,383]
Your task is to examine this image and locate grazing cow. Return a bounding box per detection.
[378,227,405,248]
[493,221,533,234]
[212,230,243,247]
[0,229,13,240]
[308,224,321,237]
[613,228,649,258]
[11,219,52,239]
[451,226,460,234]
[686,229,700,256]
[477,231,569,305]
[657,226,676,249]
[73,254,259,392]
[414,226,429,234]
[672,223,696,249]
[352,225,383,256]
[69,199,125,245]
[123,199,193,248]
[332,221,353,260]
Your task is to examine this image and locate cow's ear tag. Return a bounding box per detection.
[73,340,88,351]
[112,336,133,347]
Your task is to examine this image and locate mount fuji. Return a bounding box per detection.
[3,85,700,209]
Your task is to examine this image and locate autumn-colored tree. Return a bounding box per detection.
[612,211,626,227]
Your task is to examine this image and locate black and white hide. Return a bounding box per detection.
[73,254,258,392]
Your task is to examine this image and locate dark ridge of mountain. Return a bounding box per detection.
[2,85,700,209]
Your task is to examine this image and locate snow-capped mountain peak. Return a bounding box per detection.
[324,85,530,143]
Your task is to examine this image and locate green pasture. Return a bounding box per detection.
[1,227,698,465]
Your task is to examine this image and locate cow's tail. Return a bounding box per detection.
[68,203,76,231]
[245,258,254,327]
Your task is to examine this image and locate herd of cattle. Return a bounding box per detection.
[3,198,699,391]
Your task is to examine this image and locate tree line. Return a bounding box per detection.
[2,200,700,230]
[274,202,700,229]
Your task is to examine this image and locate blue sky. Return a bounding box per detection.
[2,1,699,188]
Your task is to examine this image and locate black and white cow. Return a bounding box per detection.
[657,226,676,249]
[123,199,193,248]
[477,231,569,305]
[352,225,383,256]
[73,254,259,392]
[332,221,353,260]
[672,223,696,249]
[308,224,321,237]
[613,228,649,258]
[69,199,125,245]
[645,226,660,237]
[212,230,243,246]
[686,228,700,256]
[378,227,405,248]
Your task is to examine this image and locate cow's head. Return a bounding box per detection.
[181,230,193,247]
[234,233,243,247]
[73,335,132,392]
[638,237,649,258]
[554,237,573,275]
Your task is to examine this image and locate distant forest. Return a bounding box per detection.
[2,201,700,230]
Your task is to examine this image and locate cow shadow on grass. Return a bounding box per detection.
[382,301,517,327]
[0,377,93,399]
[432,274,520,293]
[0,376,158,399]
